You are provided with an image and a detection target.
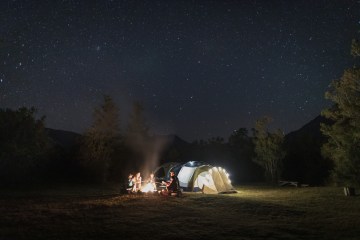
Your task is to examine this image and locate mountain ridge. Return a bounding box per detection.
[46,114,331,151]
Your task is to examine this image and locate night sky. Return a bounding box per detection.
[1,0,359,142]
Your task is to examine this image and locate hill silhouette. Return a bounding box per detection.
[283,115,333,185]
[46,128,81,150]
[45,115,328,156]
[285,115,330,144]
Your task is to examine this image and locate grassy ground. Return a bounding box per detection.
[0,184,359,240]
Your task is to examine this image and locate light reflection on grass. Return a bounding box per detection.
[0,184,359,240]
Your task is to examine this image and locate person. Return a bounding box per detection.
[165,171,180,196]
[126,173,134,193]
[145,172,157,191]
[132,172,142,193]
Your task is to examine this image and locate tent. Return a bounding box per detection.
[153,162,183,181]
[153,161,236,194]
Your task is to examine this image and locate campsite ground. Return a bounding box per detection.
[1,184,359,240]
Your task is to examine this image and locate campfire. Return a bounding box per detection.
[141,182,157,193]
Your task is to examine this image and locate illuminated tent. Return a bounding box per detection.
[154,161,236,194]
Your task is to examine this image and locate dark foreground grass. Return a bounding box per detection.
[1,184,359,240]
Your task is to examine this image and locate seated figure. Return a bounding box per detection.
[126,173,134,193]
[132,172,142,193]
[164,171,180,196]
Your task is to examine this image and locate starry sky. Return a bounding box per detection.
[0,0,359,142]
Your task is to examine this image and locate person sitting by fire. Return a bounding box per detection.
[132,172,142,193]
[126,173,134,193]
[147,173,157,191]
[163,171,180,196]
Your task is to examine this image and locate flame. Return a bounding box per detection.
[141,182,157,193]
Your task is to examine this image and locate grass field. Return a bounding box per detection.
[1,184,359,240]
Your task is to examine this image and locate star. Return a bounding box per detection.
[0,0,358,142]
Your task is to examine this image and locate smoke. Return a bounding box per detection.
[124,101,172,179]
[125,133,171,180]
[142,135,170,178]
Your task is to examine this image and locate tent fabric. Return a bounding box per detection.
[177,166,197,189]
[153,162,182,180]
[154,161,236,194]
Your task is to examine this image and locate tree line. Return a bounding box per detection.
[0,100,286,185]
[0,100,330,187]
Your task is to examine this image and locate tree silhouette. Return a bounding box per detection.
[253,116,286,184]
[228,128,262,183]
[80,95,121,183]
[0,107,50,183]
[124,101,151,172]
[321,38,360,187]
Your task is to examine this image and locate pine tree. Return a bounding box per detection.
[80,95,121,183]
[321,39,360,187]
[124,101,151,172]
[253,116,286,184]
